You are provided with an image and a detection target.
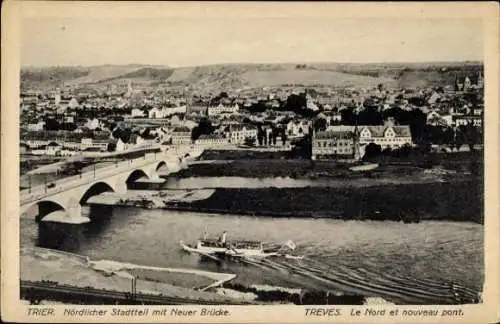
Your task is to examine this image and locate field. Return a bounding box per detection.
[240,69,396,88]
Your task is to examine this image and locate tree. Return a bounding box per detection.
[191,118,214,141]
[112,127,132,143]
[243,136,256,147]
[44,118,60,131]
[363,143,382,159]
[283,94,307,113]
[358,106,383,125]
[340,107,356,125]
[257,125,265,146]
[457,123,480,151]
[107,142,116,152]
[313,118,327,132]
[281,129,287,145]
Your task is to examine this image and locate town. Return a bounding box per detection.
[14,3,488,310]
[20,66,484,165]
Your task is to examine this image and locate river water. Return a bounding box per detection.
[20,203,483,304]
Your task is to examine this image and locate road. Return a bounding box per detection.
[20,152,172,206]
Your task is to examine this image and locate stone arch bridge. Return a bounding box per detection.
[20,148,203,224]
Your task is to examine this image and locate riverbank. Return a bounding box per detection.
[161,178,482,223]
[177,154,481,180]
[20,247,243,304]
[86,174,482,223]
[20,247,390,305]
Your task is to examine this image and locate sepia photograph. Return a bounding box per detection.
[2,1,499,323]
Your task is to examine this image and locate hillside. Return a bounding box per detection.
[21,61,483,92]
[21,64,170,88]
[97,67,174,84]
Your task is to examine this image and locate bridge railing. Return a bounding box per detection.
[20,152,173,205]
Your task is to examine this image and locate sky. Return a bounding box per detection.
[21,17,483,67]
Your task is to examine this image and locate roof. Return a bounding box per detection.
[172,126,191,133]
[326,125,356,132]
[198,134,226,140]
[315,130,354,140]
[23,130,110,142]
[359,125,411,137]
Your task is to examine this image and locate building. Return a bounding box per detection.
[228,125,258,145]
[80,138,109,152]
[207,103,239,116]
[171,126,192,145]
[131,108,145,118]
[195,134,229,147]
[325,123,413,153]
[148,107,164,119]
[68,98,79,109]
[26,121,45,132]
[357,124,413,150]
[454,115,482,128]
[312,130,355,160]
[286,120,311,137]
[45,142,62,156]
[85,118,103,130]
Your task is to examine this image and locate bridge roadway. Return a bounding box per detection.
[20,146,203,224]
[21,280,250,305]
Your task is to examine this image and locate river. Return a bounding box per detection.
[20,204,483,304]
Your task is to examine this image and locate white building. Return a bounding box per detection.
[357,124,413,150]
[325,124,413,152]
[131,108,145,118]
[148,107,164,119]
[27,121,45,132]
[228,125,258,145]
[44,142,62,156]
[68,98,79,109]
[85,118,102,130]
[80,138,109,151]
[207,103,239,116]
[286,120,311,137]
[115,138,127,152]
[195,134,229,147]
[454,115,482,128]
[171,126,192,145]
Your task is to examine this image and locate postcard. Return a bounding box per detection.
[1,1,499,323]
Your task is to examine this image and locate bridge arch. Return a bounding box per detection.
[126,169,149,186]
[33,200,66,222]
[156,161,167,171]
[79,182,116,205]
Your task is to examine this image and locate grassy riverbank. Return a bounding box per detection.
[164,178,482,223]
[184,150,482,179]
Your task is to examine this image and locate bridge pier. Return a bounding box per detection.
[37,221,85,252]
